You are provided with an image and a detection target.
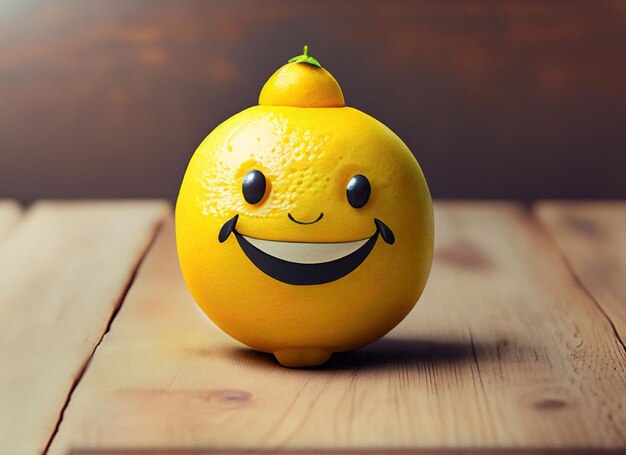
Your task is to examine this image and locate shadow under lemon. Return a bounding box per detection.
[224,336,498,372]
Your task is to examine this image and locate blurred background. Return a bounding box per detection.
[0,0,624,203]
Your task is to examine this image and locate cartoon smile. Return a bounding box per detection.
[218,215,395,285]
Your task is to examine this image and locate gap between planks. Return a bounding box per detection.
[0,200,170,455]
[44,218,167,454]
[535,202,626,352]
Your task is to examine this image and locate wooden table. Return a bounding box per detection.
[1,200,625,454]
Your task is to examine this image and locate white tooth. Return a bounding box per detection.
[242,236,369,264]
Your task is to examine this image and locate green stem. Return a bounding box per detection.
[288,44,321,68]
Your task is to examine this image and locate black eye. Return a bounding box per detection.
[346,174,371,208]
[242,170,266,204]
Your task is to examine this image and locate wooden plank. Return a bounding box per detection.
[0,200,169,454]
[0,200,22,241]
[49,203,626,453]
[535,202,626,347]
[68,449,626,455]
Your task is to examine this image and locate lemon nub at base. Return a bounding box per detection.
[274,348,332,367]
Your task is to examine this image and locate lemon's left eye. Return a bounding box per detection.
[346,174,370,208]
[242,170,266,204]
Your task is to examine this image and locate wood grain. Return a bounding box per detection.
[48,203,626,453]
[0,200,21,241]
[0,201,169,454]
[535,202,626,347]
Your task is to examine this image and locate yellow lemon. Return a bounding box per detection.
[176,46,434,367]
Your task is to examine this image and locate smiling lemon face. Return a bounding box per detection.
[176,49,433,367]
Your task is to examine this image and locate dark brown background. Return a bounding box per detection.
[1,0,625,203]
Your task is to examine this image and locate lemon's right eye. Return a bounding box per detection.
[242,170,266,204]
